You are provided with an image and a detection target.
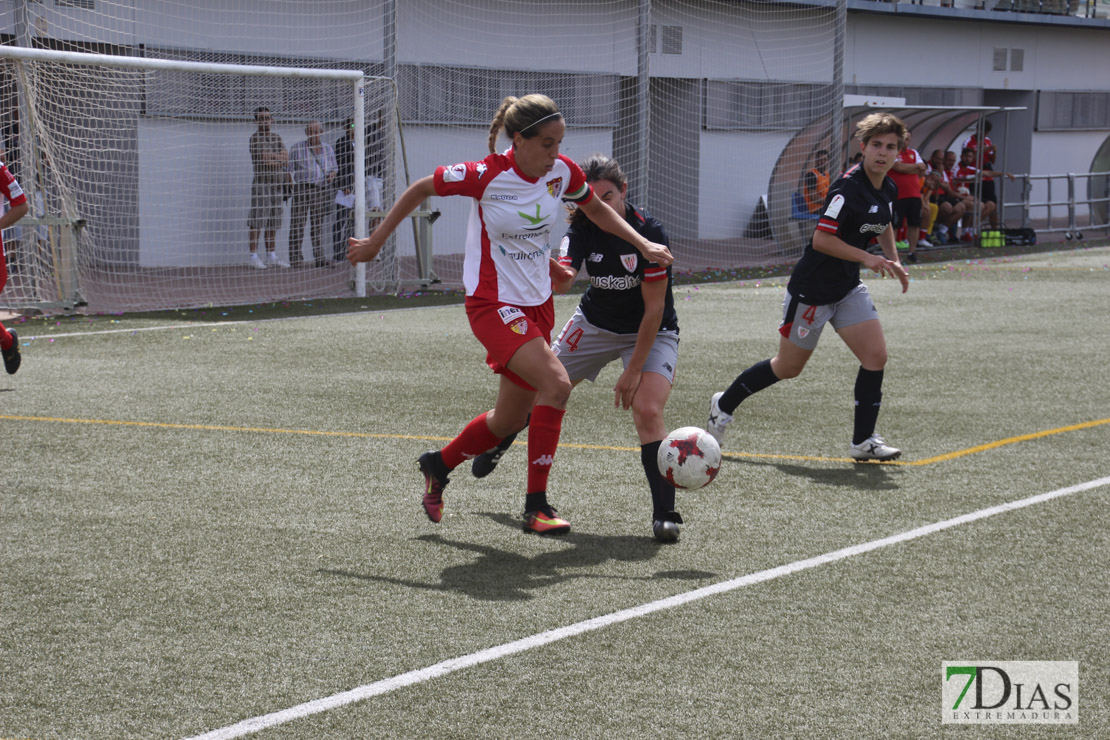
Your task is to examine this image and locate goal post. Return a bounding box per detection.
[0,45,409,313]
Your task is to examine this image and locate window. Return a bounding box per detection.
[397,65,620,127]
[705,80,834,131]
[1038,91,1110,130]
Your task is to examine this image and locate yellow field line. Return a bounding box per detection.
[0,414,449,442]
[3,414,1108,466]
[901,417,1110,466]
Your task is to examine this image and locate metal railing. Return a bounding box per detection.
[868,0,1109,19]
[1005,171,1110,240]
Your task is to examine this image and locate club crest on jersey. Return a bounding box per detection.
[546,177,563,199]
[498,305,525,324]
[509,317,529,335]
[443,163,467,182]
[620,254,638,273]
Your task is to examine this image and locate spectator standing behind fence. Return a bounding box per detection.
[0,157,29,374]
[332,117,386,263]
[332,119,356,263]
[247,107,290,270]
[287,120,337,268]
[889,130,927,263]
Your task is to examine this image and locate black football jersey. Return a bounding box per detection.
[787,165,897,305]
[564,203,678,335]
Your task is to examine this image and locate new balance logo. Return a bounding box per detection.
[531,455,555,466]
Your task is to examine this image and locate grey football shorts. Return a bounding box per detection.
[779,283,878,351]
[552,306,679,384]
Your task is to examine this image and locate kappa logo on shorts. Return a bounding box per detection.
[620,254,638,273]
[509,318,529,335]
[497,306,525,324]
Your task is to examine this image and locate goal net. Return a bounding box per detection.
[0,47,399,313]
[0,0,841,312]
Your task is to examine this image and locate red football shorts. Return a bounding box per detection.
[465,295,555,391]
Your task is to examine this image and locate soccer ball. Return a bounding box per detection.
[657,426,722,490]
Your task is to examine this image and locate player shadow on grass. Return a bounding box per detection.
[724,456,902,491]
[318,513,717,602]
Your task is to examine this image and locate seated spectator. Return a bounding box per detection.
[802,148,830,214]
[923,150,967,245]
[961,122,1012,230]
[920,171,941,243]
[954,147,1015,237]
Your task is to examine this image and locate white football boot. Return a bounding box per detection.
[849,434,902,462]
[706,392,733,444]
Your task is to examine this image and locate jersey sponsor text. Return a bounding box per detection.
[590,274,641,290]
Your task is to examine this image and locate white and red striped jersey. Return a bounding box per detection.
[434,149,592,306]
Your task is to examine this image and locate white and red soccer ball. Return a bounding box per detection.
[657,426,722,490]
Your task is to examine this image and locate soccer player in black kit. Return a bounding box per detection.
[471,154,685,541]
[707,112,910,461]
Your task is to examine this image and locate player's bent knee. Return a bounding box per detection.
[631,401,664,429]
[772,362,804,380]
[861,350,888,370]
[536,374,572,408]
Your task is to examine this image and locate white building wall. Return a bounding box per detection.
[699,130,792,240]
[396,0,638,74]
[649,1,837,82]
[846,15,1110,93]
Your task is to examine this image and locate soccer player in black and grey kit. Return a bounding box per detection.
[471,154,684,541]
[707,112,910,461]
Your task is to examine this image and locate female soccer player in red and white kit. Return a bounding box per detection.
[348,94,672,534]
[0,158,29,375]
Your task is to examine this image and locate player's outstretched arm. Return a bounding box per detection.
[813,226,908,293]
[578,196,673,267]
[348,175,436,264]
[0,200,28,230]
[549,258,577,294]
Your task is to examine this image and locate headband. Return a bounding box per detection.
[517,111,563,134]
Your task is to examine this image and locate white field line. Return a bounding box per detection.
[19,304,457,340]
[183,475,1110,740]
